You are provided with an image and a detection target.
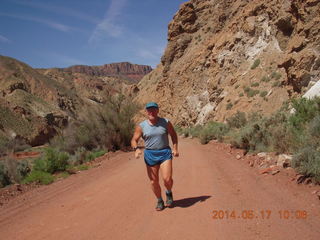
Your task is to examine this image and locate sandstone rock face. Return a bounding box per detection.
[136,0,320,126]
[0,56,150,146]
[64,62,152,83]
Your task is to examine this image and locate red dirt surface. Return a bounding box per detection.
[0,138,319,240]
[13,151,40,159]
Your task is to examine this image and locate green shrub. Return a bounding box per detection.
[0,161,10,188]
[251,59,260,69]
[8,158,30,183]
[226,103,233,110]
[290,110,320,182]
[262,110,291,153]
[239,92,244,97]
[261,76,271,82]
[2,157,19,183]
[251,82,259,87]
[226,111,247,129]
[85,149,106,162]
[57,95,139,153]
[287,98,320,150]
[270,124,291,153]
[244,87,259,97]
[272,81,281,87]
[174,97,320,182]
[175,126,188,137]
[17,159,30,178]
[250,89,260,97]
[244,86,250,93]
[176,125,202,139]
[0,137,9,157]
[177,123,229,142]
[23,170,54,185]
[0,158,30,187]
[0,137,30,156]
[68,147,86,165]
[289,98,320,130]
[190,125,203,138]
[77,165,89,171]
[228,116,273,152]
[308,115,320,140]
[33,148,69,174]
[292,147,320,183]
[55,172,70,179]
[260,91,268,97]
[271,71,281,80]
[227,111,292,153]
[199,121,229,144]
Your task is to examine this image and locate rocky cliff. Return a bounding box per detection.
[0,56,79,146]
[136,0,320,126]
[64,62,152,83]
[0,56,149,146]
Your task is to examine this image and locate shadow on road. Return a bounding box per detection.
[173,195,211,208]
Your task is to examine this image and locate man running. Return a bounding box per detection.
[131,102,179,211]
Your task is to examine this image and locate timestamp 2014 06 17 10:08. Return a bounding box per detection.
[211,210,308,220]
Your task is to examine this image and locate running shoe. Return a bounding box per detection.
[165,191,173,207]
[156,199,165,211]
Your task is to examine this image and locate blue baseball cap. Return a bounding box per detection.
[145,102,159,109]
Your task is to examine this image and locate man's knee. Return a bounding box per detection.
[150,179,159,186]
[163,177,173,185]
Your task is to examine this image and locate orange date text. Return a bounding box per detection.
[211,210,308,220]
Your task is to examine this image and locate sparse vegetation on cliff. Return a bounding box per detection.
[250,59,261,70]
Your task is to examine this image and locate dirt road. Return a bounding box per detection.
[0,138,319,240]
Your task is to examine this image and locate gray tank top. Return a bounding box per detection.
[139,118,169,150]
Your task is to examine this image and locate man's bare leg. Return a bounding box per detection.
[146,164,161,198]
[160,159,174,207]
[160,159,173,191]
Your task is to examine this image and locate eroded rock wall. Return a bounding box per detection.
[136,0,320,125]
[64,62,152,83]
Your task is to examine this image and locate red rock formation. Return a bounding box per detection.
[64,62,152,83]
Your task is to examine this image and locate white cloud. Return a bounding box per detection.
[89,0,127,43]
[0,34,10,43]
[42,20,71,32]
[0,13,73,32]
[9,0,100,24]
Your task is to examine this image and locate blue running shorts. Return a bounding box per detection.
[144,147,172,166]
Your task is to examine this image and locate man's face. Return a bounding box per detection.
[146,107,159,120]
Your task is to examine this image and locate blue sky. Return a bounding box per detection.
[0,0,186,68]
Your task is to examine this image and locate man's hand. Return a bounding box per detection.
[172,149,179,157]
[135,148,142,159]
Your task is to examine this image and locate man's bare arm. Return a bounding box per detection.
[167,121,179,157]
[131,125,143,158]
[131,125,142,148]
